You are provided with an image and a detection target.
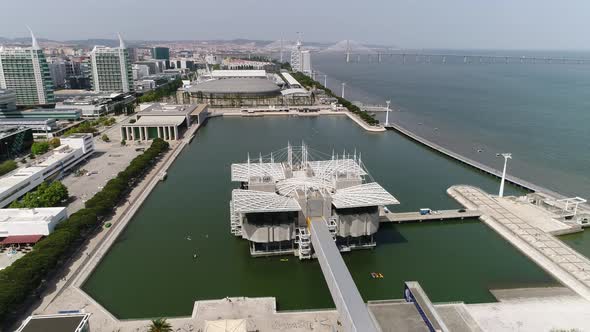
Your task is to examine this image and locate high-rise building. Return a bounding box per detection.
[88,34,134,93]
[0,30,55,107]
[151,47,170,60]
[301,50,312,74]
[290,40,302,72]
[48,58,67,88]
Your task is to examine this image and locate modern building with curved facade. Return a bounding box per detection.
[180,73,313,107]
[184,78,282,107]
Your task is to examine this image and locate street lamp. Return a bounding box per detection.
[498,153,512,197]
[385,100,391,126]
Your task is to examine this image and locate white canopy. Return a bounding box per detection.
[332,183,399,209]
[232,189,301,213]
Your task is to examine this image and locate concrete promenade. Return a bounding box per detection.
[386,122,569,200]
[448,185,590,302]
[213,107,386,132]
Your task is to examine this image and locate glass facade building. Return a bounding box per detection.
[151,47,170,60]
[0,47,55,107]
[88,38,134,93]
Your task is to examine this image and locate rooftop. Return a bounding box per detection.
[139,103,200,116]
[230,144,399,211]
[211,70,267,78]
[16,313,89,332]
[188,78,281,95]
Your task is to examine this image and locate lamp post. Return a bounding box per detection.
[385,100,391,126]
[498,153,512,197]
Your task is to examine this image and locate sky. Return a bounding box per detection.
[1,0,589,49]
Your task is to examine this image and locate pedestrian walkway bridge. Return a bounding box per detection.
[381,209,481,223]
[309,217,380,332]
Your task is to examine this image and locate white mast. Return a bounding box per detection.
[287,142,293,169]
[26,26,40,50]
[385,100,391,126]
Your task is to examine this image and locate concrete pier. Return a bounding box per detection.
[386,122,572,200]
[448,185,590,301]
[381,209,481,223]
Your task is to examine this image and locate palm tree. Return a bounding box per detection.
[148,318,172,332]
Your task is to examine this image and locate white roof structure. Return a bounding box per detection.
[332,183,399,209]
[0,207,66,224]
[231,163,285,182]
[281,72,302,88]
[232,189,301,213]
[308,159,367,181]
[133,115,186,126]
[276,177,334,197]
[211,70,266,79]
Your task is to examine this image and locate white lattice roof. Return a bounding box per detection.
[276,177,334,197]
[308,159,367,181]
[232,189,301,213]
[231,163,285,182]
[332,183,399,209]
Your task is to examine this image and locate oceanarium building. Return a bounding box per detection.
[229,144,399,258]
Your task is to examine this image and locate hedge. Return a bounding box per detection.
[0,138,169,326]
[290,72,379,126]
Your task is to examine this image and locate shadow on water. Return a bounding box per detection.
[375,223,408,245]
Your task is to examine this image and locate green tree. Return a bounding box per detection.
[30,141,50,155]
[148,318,172,332]
[102,134,110,142]
[10,181,69,208]
[48,137,61,149]
[0,139,169,324]
[0,160,18,176]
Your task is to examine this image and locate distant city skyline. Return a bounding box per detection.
[1,0,590,50]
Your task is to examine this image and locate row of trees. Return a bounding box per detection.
[63,117,116,137]
[137,79,183,103]
[30,138,61,156]
[10,181,69,208]
[0,138,170,326]
[290,72,379,126]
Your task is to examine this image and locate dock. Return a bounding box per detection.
[381,209,481,223]
[448,185,590,302]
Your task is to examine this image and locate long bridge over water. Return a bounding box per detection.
[343,52,590,65]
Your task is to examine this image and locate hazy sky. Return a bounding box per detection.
[1,0,589,49]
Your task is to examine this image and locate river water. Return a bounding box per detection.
[313,52,590,198]
[83,116,555,319]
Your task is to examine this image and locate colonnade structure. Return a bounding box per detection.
[120,103,208,142]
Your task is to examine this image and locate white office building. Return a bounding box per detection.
[0,30,55,106]
[88,34,134,93]
[301,50,312,74]
[0,134,95,208]
[0,207,67,237]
